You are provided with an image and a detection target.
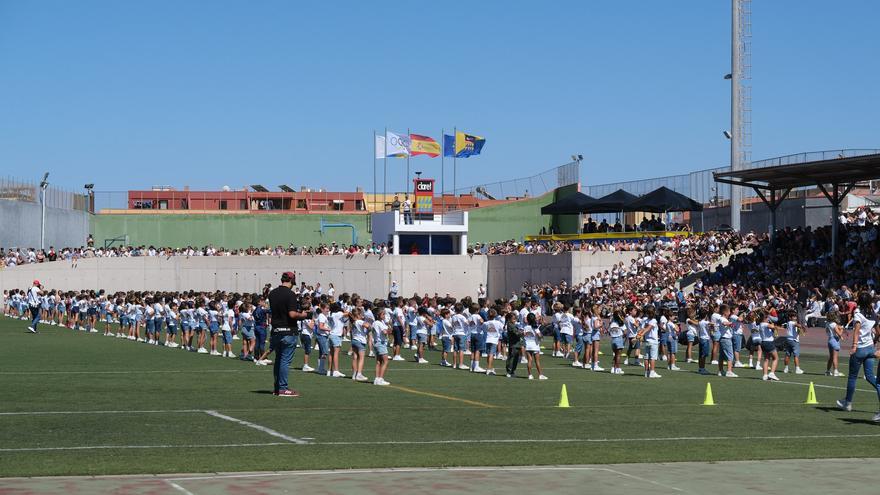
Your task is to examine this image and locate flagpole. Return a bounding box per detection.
[406,127,411,200]
[373,129,377,213]
[441,128,445,212]
[383,127,387,212]
[453,126,457,201]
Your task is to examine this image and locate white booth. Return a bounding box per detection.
[371,210,469,255]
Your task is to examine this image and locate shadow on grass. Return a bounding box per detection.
[251,390,275,395]
[838,418,880,426]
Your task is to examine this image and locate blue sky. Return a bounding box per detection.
[1,0,877,196]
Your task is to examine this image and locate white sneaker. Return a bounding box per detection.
[571,361,583,368]
[872,411,880,422]
[762,374,769,381]
[473,366,485,373]
[768,372,779,381]
[486,369,496,376]
[528,375,534,380]
[368,351,375,357]
[734,361,744,368]
[649,371,662,378]
[725,371,738,378]
[392,355,405,361]
[754,363,762,370]
[783,366,789,373]
[506,373,512,378]
[833,370,844,377]
[263,359,272,364]
[232,335,240,340]
[795,367,804,375]
[210,350,221,356]
[89,329,98,333]
[623,359,629,366]
[710,360,718,365]
[464,350,472,356]
[255,360,267,366]
[669,364,681,371]
[616,368,625,375]
[227,352,237,359]
[538,374,548,380]
[410,345,417,350]
[458,364,469,370]
[836,399,852,411]
[136,338,146,343]
[660,355,668,361]
[332,371,346,378]
[717,371,724,376]
[687,358,696,363]
[27,327,36,333]
[357,373,369,382]
[418,358,429,364]
[592,365,605,372]
[302,364,314,372]
[373,378,389,386]
[520,357,528,364]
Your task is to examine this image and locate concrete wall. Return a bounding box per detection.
[467,194,554,244]
[0,255,487,300]
[0,251,638,301]
[0,201,91,249]
[485,251,641,299]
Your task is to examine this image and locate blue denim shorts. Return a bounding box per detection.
[485,343,498,356]
[699,338,711,358]
[240,325,255,340]
[559,333,573,344]
[222,330,233,345]
[453,335,466,352]
[209,322,219,335]
[166,324,177,335]
[298,333,311,354]
[732,334,743,353]
[329,334,342,348]
[583,332,593,344]
[719,338,734,362]
[442,337,452,352]
[784,339,800,357]
[416,333,428,344]
[665,335,678,354]
[470,334,486,353]
[351,340,366,352]
[643,340,659,360]
[760,341,777,354]
[591,330,601,342]
[374,343,389,356]
[611,336,625,351]
[828,339,841,352]
[686,333,696,343]
[146,320,155,333]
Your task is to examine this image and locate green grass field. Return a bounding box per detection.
[1,316,879,478]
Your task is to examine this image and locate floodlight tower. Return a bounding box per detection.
[730,0,752,232]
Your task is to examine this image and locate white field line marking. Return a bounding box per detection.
[0,442,289,452]
[168,466,685,491]
[166,480,196,495]
[777,379,876,394]
[7,433,880,454]
[203,410,310,445]
[0,409,204,416]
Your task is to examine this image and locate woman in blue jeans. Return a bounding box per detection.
[837,292,880,421]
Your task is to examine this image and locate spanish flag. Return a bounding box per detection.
[409,134,440,158]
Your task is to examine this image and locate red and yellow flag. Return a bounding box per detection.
[409,134,440,158]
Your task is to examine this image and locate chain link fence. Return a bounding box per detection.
[0,176,89,211]
[450,161,580,201]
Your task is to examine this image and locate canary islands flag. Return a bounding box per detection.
[443,131,485,158]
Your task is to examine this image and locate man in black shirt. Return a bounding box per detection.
[268,272,309,397]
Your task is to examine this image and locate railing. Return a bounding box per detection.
[0,176,90,212]
[451,161,580,201]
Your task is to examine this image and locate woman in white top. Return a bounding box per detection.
[523,313,547,380]
[837,293,880,418]
[371,308,392,386]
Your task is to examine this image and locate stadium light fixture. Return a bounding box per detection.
[724,73,733,80]
[84,183,94,190]
[723,130,732,139]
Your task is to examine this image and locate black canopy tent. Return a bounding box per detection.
[625,186,704,213]
[540,192,596,215]
[583,189,639,213]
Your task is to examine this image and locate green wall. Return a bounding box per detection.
[467,193,555,244]
[94,214,370,248]
[94,189,570,248]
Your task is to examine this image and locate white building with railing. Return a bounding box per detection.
[371,210,468,255]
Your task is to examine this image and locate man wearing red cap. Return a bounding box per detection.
[27,280,43,333]
[267,272,309,397]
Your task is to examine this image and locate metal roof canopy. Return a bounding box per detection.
[713,152,880,254]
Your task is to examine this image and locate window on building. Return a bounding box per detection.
[159,200,168,210]
[239,199,247,210]
[219,200,228,210]
[297,199,307,209]
[332,200,345,211]
[355,199,365,211]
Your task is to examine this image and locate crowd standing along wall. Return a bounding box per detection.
[92,214,370,249]
[0,252,638,301]
[0,201,91,249]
